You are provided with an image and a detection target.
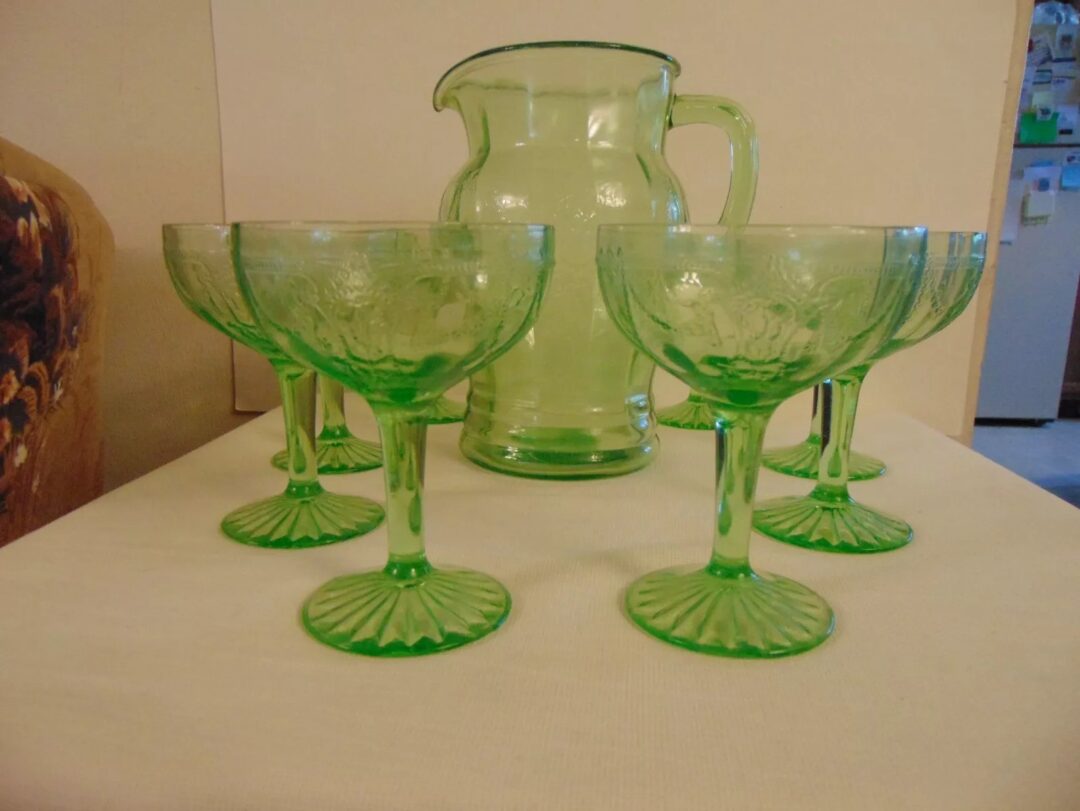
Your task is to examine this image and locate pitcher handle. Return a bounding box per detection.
[669,95,759,225]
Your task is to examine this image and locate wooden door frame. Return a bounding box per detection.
[961,0,1035,444]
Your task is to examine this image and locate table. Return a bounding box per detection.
[2,406,1078,810]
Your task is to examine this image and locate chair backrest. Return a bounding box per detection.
[0,138,112,544]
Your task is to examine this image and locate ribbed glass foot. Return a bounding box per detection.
[626,565,834,658]
[761,437,886,481]
[656,398,717,430]
[425,396,465,425]
[753,495,912,553]
[301,566,510,656]
[220,488,384,549]
[271,435,382,474]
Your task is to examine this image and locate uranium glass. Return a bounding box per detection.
[436,40,758,478]
[654,392,718,430]
[754,232,986,553]
[162,224,384,548]
[761,385,886,480]
[270,377,382,474]
[234,222,554,657]
[272,381,462,474]
[596,224,926,657]
[425,395,466,425]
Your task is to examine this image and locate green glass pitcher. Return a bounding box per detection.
[435,41,758,478]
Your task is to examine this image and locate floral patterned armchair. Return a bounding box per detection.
[0,138,111,544]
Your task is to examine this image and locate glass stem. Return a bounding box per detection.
[808,384,823,442]
[274,365,322,498]
[375,407,431,580]
[811,371,867,503]
[318,377,350,440]
[687,391,709,406]
[708,407,774,578]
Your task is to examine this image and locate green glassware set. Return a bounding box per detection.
[163,224,385,549]
[163,42,986,660]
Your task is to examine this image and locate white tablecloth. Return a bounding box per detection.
[2,406,1078,810]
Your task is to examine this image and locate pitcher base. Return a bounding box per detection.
[459,432,657,479]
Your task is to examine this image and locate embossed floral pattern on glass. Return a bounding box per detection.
[754,231,986,553]
[596,224,925,657]
[235,222,553,657]
[163,224,384,548]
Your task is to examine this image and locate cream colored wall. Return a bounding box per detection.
[212,0,1019,438]
[1,1,250,488]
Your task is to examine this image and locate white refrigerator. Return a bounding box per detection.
[977,144,1080,421]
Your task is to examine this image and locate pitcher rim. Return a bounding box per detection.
[433,40,681,110]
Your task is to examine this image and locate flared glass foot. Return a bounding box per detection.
[425,396,466,425]
[656,398,717,430]
[301,566,511,656]
[761,437,886,481]
[220,489,384,549]
[272,435,382,474]
[625,564,834,658]
[753,495,912,553]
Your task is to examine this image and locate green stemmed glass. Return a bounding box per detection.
[760,385,886,480]
[753,231,986,553]
[655,386,893,483]
[596,224,926,658]
[163,224,385,548]
[658,386,895,485]
[234,222,554,656]
[270,377,383,474]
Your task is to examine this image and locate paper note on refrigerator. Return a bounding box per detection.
[1023,162,1062,189]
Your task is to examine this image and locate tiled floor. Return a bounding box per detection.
[972,419,1080,509]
